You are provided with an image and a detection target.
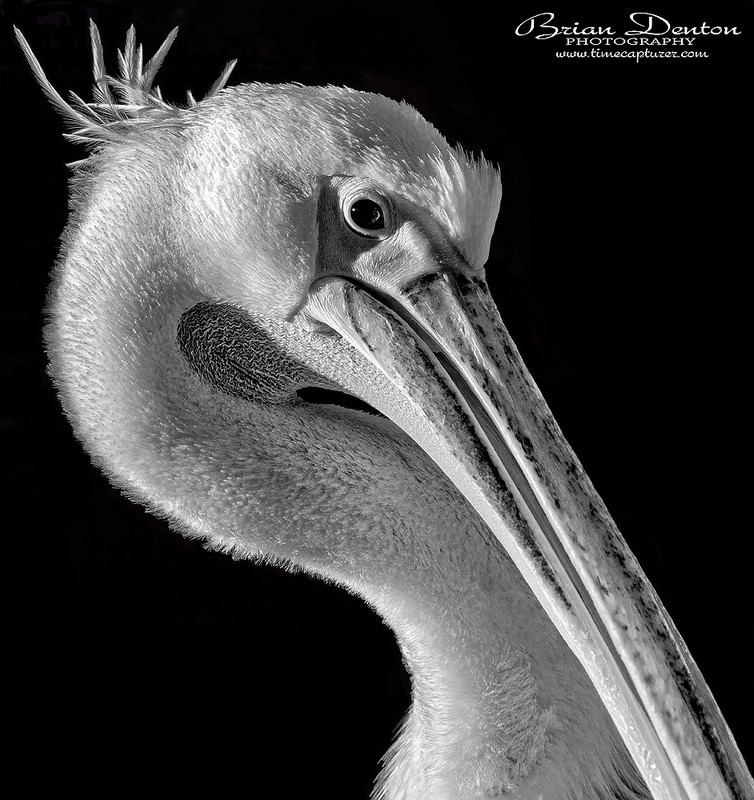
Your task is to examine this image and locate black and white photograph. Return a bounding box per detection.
[2,1,752,797]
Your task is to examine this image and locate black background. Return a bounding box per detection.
[2,0,752,796]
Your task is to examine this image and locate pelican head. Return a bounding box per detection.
[17,24,752,800]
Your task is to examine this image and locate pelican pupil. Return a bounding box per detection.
[350,198,384,230]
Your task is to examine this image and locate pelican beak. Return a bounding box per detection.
[304,271,750,800]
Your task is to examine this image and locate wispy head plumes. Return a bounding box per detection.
[14,21,237,167]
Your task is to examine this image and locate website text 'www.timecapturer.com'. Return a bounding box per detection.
[556,48,708,61]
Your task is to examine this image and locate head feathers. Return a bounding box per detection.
[14,21,235,167]
[17,22,500,267]
[202,83,502,268]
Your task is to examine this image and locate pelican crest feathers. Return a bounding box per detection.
[13,22,235,163]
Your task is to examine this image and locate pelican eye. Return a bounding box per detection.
[344,195,391,237]
[350,199,384,229]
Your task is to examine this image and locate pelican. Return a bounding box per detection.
[16,24,752,800]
